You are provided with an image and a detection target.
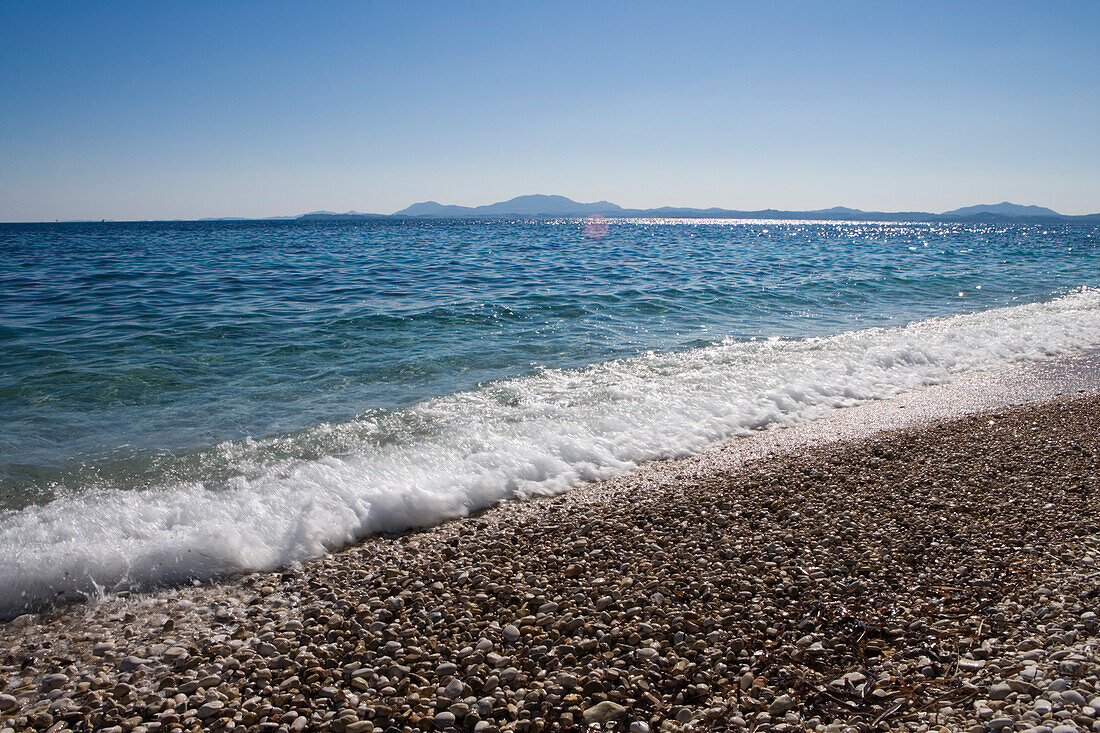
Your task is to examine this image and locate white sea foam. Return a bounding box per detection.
[2,289,1100,617]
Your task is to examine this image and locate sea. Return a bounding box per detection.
[2,217,1099,615]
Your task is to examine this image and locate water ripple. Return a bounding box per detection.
[1,218,1097,491]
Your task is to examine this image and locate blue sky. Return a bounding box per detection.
[1,1,1098,220]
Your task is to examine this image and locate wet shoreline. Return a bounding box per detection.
[2,372,1099,731]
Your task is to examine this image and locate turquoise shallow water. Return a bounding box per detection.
[3,218,1097,487]
[2,217,1100,613]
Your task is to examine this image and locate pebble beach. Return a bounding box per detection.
[2,388,1099,733]
[4,5,1100,733]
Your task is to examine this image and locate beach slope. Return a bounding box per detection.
[1,390,1098,732]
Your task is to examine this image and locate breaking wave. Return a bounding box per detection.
[2,288,1099,617]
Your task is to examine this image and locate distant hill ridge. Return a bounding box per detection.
[395,195,624,218]
[296,195,1100,223]
[940,202,1062,218]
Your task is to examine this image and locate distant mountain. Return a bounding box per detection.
[393,201,481,217]
[810,206,868,215]
[289,196,1099,224]
[302,209,378,216]
[394,194,624,218]
[941,202,1062,218]
[297,210,385,221]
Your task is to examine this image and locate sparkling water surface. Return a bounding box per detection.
[1,217,1098,507]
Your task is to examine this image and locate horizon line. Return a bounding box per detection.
[3,196,1100,225]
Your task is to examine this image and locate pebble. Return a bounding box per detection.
[1,394,1098,733]
[769,694,796,716]
[119,655,150,671]
[38,673,67,692]
[345,723,374,733]
[442,678,464,698]
[197,700,225,719]
[583,701,627,724]
[1065,691,1089,707]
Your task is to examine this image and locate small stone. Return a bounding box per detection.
[8,613,38,629]
[39,673,67,692]
[502,624,520,642]
[0,694,16,712]
[555,672,579,689]
[345,723,374,733]
[268,654,293,670]
[434,711,456,728]
[197,700,225,719]
[119,655,150,672]
[630,722,651,733]
[583,701,627,725]
[1063,690,1087,707]
[958,658,986,673]
[769,694,796,716]
[443,678,465,698]
[196,674,222,689]
[842,671,867,686]
[1059,661,1083,676]
[990,682,1013,700]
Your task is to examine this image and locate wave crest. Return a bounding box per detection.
[2,288,1099,617]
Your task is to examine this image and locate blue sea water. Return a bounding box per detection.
[1,217,1099,613]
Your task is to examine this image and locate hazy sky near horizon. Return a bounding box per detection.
[2,1,1098,221]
